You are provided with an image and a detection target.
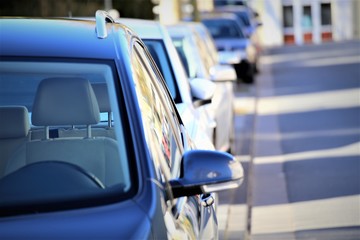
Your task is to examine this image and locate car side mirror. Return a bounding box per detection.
[189,77,216,107]
[169,150,244,198]
[210,64,237,82]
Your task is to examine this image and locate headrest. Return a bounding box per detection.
[92,83,111,112]
[32,78,100,126]
[0,106,30,138]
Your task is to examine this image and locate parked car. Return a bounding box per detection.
[191,22,243,70]
[214,5,261,37]
[117,18,216,150]
[0,12,244,239]
[167,23,236,152]
[213,0,247,7]
[201,13,257,83]
[213,5,263,72]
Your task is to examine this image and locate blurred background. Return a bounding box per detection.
[1,0,359,48]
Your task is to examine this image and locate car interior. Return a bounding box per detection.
[0,61,133,209]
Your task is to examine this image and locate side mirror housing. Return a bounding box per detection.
[210,64,237,82]
[189,77,216,107]
[169,150,244,198]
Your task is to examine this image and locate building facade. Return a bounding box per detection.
[249,0,359,47]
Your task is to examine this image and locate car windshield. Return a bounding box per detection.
[143,40,181,104]
[0,59,135,215]
[234,12,251,26]
[202,19,245,39]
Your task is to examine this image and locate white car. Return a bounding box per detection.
[167,23,237,152]
[117,18,216,150]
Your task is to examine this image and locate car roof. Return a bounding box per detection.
[214,5,249,12]
[116,18,163,40]
[166,23,194,38]
[118,19,193,106]
[200,12,239,21]
[0,18,133,60]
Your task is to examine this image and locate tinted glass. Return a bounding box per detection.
[235,12,251,26]
[131,43,183,178]
[144,40,181,104]
[283,6,294,28]
[172,37,198,79]
[302,6,312,29]
[0,59,134,215]
[321,3,332,25]
[202,19,245,39]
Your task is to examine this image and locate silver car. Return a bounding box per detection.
[167,23,237,152]
[117,18,216,151]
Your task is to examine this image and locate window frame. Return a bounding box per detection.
[131,40,185,181]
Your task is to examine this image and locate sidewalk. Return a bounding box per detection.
[249,63,296,240]
[221,42,360,239]
[219,62,296,240]
[218,83,256,240]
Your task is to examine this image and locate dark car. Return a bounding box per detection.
[202,13,257,83]
[214,5,261,37]
[0,12,244,239]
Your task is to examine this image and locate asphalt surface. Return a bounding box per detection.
[218,40,360,240]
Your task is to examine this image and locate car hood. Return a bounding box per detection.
[214,38,249,51]
[0,200,152,239]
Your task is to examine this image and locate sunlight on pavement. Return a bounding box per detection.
[226,204,248,238]
[255,128,360,141]
[218,204,248,240]
[260,48,358,65]
[234,96,256,115]
[256,88,360,115]
[236,155,251,163]
[301,55,360,67]
[253,142,360,164]
[252,203,295,234]
[217,205,230,234]
[252,195,360,235]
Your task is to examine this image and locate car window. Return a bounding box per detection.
[202,19,245,39]
[196,26,220,64]
[0,59,135,214]
[192,31,215,72]
[131,42,183,180]
[143,40,182,104]
[235,11,251,26]
[172,37,199,79]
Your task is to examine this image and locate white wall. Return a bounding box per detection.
[249,0,356,46]
[331,0,354,41]
[250,0,284,47]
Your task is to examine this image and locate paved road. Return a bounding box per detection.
[219,40,360,240]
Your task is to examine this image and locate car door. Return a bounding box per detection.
[130,39,218,239]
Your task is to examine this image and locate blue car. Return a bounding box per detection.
[0,11,244,239]
[201,13,258,83]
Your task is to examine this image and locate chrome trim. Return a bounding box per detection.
[201,178,243,193]
[86,125,91,138]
